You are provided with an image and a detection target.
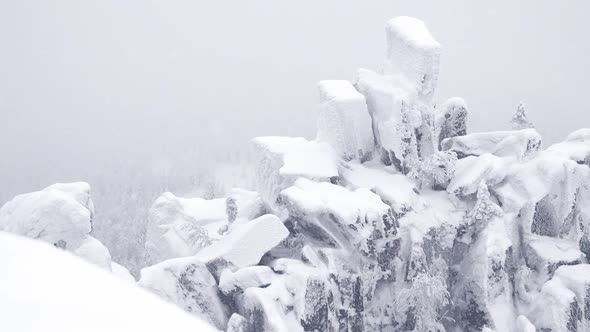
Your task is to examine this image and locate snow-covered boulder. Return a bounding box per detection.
[196,214,289,271]
[316,80,374,161]
[138,256,229,330]
[442,128,542,159]
[279,177,398,262]
[0,182,126,275]
[252,136,339,208]
[0,182,93,250]
[385,16,441,101]
[0,231,216,332]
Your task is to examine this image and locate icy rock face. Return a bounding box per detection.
[317,80,375,161]
[138,256,229,330]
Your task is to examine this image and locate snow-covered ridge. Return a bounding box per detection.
[3,15,590,332]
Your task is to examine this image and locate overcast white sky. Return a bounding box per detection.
[1,0,589,200]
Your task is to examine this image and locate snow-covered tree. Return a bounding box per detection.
[399,103,420,175]
[437,97,468,149]
[395,272,451,332]
[511,102,534,130]
[226,197,238,223]
[411,150,457,190]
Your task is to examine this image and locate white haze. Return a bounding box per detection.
[1,0,589,271]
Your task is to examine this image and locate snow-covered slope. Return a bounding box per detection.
[0,231,216,332]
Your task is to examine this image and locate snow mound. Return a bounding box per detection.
[317,80,374,161]
[138,256,228,329]
[252,136,339,207]
[442,128,542,159]
[0,231,216,332]
[385,16,440,100]
[196,214,289,269]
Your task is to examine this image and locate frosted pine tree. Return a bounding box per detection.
[394,272,451,332]
[511,102,534,130]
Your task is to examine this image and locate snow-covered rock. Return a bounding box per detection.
[442,128,542,159]
[340,161,420,213]
[0,182,128,277]
[138,256,229,329]
[0,182,93,250]
[524,236,584,277]
[0,231,216,332]
[144,192,215,265]
[385,16,441,101]
[196,214,289,270]
[529,264,590,332]
[252,136,339,208]
[219,266,275,295]
[316,80,374,161]
[144,189,267,266]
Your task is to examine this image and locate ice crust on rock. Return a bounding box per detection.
[317,80,374,161]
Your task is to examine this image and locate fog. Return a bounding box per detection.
[1,1,589,270]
